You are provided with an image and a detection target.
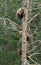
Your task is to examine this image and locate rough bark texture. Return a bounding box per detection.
[22,0,30,65]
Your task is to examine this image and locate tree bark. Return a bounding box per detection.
[22,0,30,65]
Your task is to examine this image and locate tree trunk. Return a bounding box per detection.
[22,0,30,65]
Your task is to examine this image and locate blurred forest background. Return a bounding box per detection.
[0,0,41,65]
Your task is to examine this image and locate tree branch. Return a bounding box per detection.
[29,53,41,57]
[0,17,21,30]
[29,43,41,53]
[28,56,40,65]
[27,13,40,23]
[5,18,22,30]
[28,40,41,47]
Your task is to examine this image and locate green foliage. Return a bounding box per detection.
[0,24,21,65]
[0,0,41,65]
[0,0,22,25]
